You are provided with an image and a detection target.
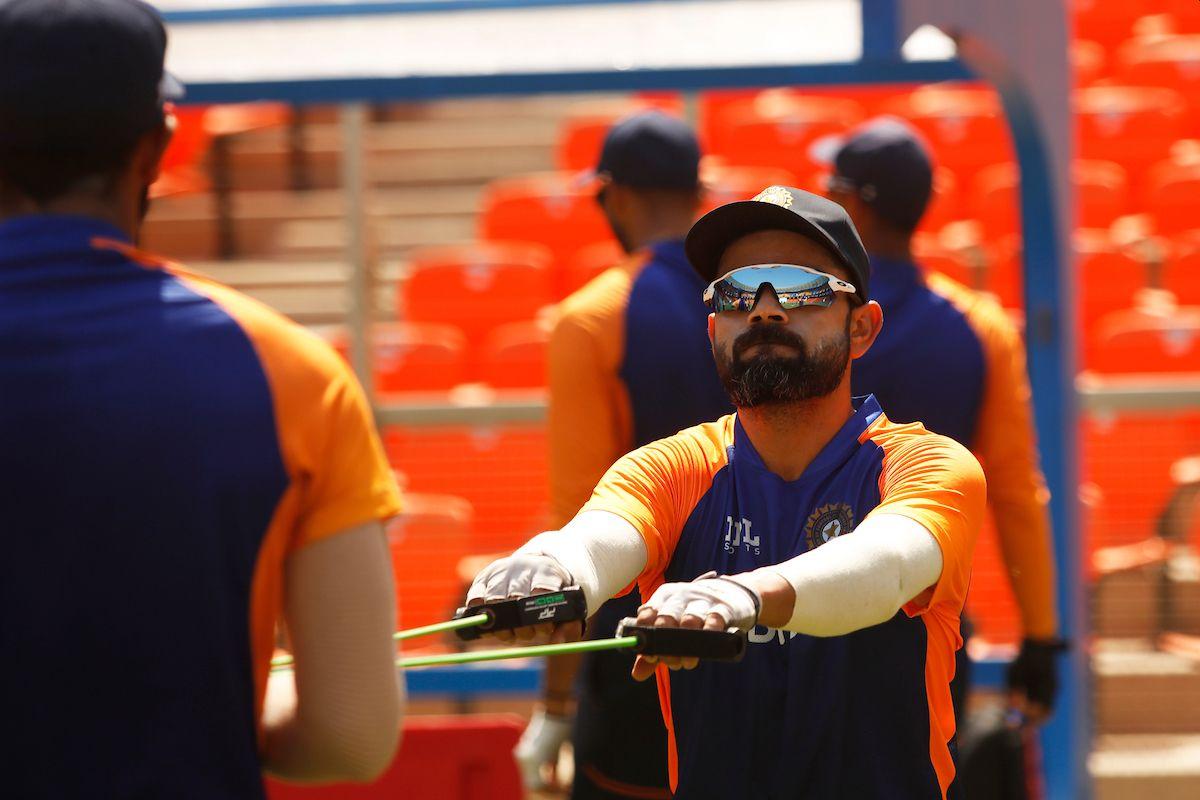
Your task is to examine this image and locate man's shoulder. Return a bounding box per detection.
[556,253,644,325]
[863,412,980,472]
[646,414,735,466]
[924,271,1022,350]
[166,263,353,390]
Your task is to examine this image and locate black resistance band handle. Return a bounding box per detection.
[453,587,588,641]
[616,618,748,662]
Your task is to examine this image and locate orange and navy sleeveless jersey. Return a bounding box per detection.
[851,256,1056,638]
[582,397,985,799]
[0,216,402,798]
[549,239,732,527]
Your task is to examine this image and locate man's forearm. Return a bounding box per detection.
[515,511,648,616]
[740,514,944,637]
[541,653,583,716]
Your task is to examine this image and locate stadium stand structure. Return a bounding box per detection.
[139,0,1200,794]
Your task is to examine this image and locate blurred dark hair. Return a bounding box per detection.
[0,124,144,205]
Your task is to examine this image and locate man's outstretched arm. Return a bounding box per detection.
[465,510,650,642]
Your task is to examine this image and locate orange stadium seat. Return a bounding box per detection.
[1075,86,1186,177]
[1164,234,1200,305]
[704,91,865,177]
[1073,39,1108,86]
[1076,230,1148,331]
[478,172,616,270]
[700,161,802,212]
[384,425,549,554]
[1117,35,1200,130]
[935,222,1021,308]
[327,322,467,393]
[266,716,524,800]
[398,242,554,362]
[698,86,913,153]
[882,84,1012,174]
[1090,300,1200,374]
[1144,159,1200,237]
[556,95,686,171]
[564,239,626,296]
[386,493,473,630]
[1081,410,1200,551]
[911,234,977,288]
[1071,0,1158,47]
[150,106,211,198]
[972,160,1128,237]
[914,167,966,235]
[480,320,551,389]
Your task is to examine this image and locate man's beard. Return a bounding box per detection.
[714,320,850,408]
[602,208,636,255]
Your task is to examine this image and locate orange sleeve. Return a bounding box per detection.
[189,279,403,545]
[962,292,1059,638]
[161,266,401,735]
[581,417,732,585]
[548,264,638,528]
[866,424,987,616]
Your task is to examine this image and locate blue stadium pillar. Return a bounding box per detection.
[993,77,1091,799]
[861,0,901,60]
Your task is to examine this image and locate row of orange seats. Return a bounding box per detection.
[328,319,549,391]
[383,425,549,557]
[378,418,1200,643]
[1073,0,1200,48]
[560,88,1200,242]
[324,226,1200,391]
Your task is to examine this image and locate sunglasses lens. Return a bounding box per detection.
[708,265,844,311]
[721,266,830,296]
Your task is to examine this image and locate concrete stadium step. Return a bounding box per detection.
[1094,640,1200,734]
[1092,541,1200,639]
[142,208,472,260]
[1091,734,1200,800]
[150,186,482,221]
[1092,540,1167,638]
[215,146,553,192]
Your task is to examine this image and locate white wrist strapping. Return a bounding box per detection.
[514,511,647,615]
[768,513,943,636]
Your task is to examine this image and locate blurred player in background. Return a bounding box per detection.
[0,1,403,795]
[471,187,985,798]
[515,111,731,798]
[820,117,1063,770]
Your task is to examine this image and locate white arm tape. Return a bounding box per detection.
[515,510,648,616]
[768,513,944,637]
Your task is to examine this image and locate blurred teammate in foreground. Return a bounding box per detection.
[469,187,985,798]
[819,118,1063,731]
[517,112,731,798]
[0,1,403,795]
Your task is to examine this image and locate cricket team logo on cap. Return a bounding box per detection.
[804,503,855,551]
[753,185,794,209]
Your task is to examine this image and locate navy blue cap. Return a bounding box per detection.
[814,116,933,232]
[0,0,179,152]
[685,185,871,304]
[595,110,700,190]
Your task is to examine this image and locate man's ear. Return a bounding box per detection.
[849,300,883,360]
[135,113,175,187]
[707,313,716,349]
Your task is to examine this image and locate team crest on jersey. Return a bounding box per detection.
[804,503,855,550]
[753,185,794,209]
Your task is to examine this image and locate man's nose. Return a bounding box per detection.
[749,288,790,325]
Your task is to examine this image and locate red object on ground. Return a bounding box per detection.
[265,715,524,800]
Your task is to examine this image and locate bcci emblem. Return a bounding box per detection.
[753,185,794,209]
[804,503,855,551]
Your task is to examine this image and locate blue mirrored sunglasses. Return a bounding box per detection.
[703,264,857,312]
